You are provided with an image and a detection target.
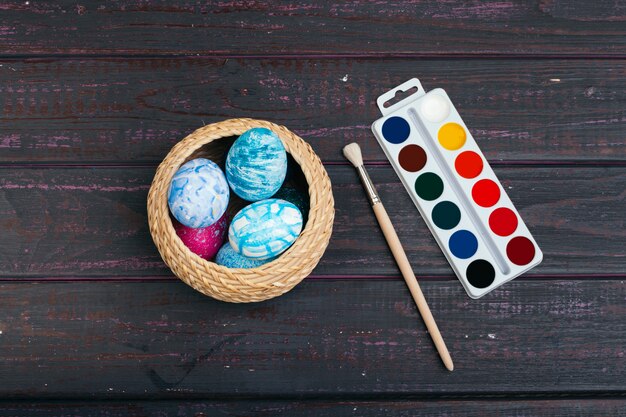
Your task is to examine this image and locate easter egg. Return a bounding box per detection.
[215,243,275,268]
[226,128,287,201]
[272,187,309,222]
[168,158,229,228]
[229,199,303,260]
[174,213,228,260]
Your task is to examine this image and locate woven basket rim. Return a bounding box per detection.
[147,118,335,303]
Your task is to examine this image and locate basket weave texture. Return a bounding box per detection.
[147,118,335,303]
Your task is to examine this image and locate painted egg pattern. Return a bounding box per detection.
[174,213,228,260]
[168,158,229,228]
[215,243,275,268]
[229,199,303,260]
[226,128,287,201]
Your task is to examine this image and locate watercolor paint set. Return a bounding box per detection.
[371,79,542,298]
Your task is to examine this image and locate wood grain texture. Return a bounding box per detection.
[0,279,624,397]
[2,399,626,416]
[0,166,624,278]
[0,1,625,56]
[1,0,624,409]
[1,58,625,163]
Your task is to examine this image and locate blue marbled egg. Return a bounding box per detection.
[229,199,303,260]
[215,243,275,268]
[226,128,287,201]
[168,158,229,228]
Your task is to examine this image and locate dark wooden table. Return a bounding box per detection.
[1,2,625,415]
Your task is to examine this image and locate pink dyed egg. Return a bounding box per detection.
[174,213,228,260]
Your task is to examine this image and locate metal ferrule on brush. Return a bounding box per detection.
[356,165,381,205]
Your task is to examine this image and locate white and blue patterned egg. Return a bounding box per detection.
[229,199,303,260]
[168,158,229,228]
[225,127,287,201]
[215,243,275,268]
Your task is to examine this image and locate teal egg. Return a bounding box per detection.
[226,128,287,201]
[272,187,309,222]
[229,199,303,260]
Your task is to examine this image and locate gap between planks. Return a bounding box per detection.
[1,390,626,403]
[1,53,626,60]
[0,274,624,283]
[1,160,626,169]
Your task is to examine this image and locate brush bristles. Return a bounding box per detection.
[343,143,364,167]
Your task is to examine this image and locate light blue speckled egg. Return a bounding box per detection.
[215,243,275,268]
[229,199,303,260]
[168,158,229,228]
[226,128,287,201]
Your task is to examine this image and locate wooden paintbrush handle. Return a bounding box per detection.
[372,202,454,371]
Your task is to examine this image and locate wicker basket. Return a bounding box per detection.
[147,118,335,303]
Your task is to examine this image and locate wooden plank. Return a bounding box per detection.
[0,279,624,397]
[0,166,624,278]
[2,399,626,416]
[1,58,625,163]
[0,2,625,56]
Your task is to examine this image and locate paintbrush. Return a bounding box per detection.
[343,142,454,371]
